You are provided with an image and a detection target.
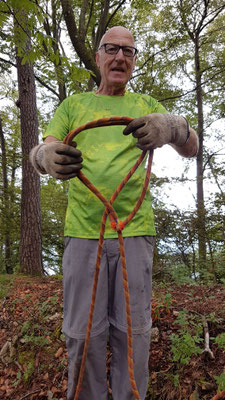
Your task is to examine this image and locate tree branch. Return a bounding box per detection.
[2,0,34,44]
[60,0,101,85]
[202,148,224,175]
[206,151,225,195]
[135,37,183,74]
[79,0,89,39]
[196,0,209,35]
[84,0,94,40]
[106,0,127,28]
[35,75,60,98]
[0,56,60,98]
[152,67,225,102]
[94,0,110,50]
[202,315,215,359]
[200,5,225,33]
[0,56,16,69]
[19,390,41,400]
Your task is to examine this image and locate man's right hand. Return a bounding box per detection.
[30,142,83,180]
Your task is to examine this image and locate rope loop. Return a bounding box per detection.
[63,116,134,145]
[63,117,154,400]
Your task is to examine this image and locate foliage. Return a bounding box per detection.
[215,333,225,350]
[41,178,68,274]
[170,331,203,365]
[0,81,22,273]
[152,292,172,322]
[0,274,15,298]
[169,264,196,285]
[214,373,225,392]
[170,309,203,365]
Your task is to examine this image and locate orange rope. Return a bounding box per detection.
[210,392,225,400]
[63,117,153,400]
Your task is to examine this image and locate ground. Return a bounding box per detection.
[0,275,224,400]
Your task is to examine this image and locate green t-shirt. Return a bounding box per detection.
[43,91,167,238]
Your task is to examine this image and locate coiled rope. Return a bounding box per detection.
[63,116,153,400]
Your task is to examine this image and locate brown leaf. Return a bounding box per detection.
[43,372,49,380]
[55,347,63,358]
[62,379,68,392]
[51,385,60,394]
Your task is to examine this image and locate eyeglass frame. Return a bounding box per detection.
[98,43,138,58]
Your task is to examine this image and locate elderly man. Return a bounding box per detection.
[30,26,198,400]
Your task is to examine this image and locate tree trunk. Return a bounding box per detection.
[0,117,13,274]
[181,1,225,273]
[15,10,43,275]
[191,242,197,280]
[207,237,217,283]
[194,38,207,271]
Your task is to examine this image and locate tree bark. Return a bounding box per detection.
[207,236,217,283]
[14,10,43,275]
[0,117,13,274]
[179,0,207,271]
[194,37,207,270]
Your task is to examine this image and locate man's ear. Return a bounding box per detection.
[129,56,136,79]
[96,52,100,68]
[132,55,137,70]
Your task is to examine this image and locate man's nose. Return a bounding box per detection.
[115,48,125,60]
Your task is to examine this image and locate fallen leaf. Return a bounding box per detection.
[55,347,63,358]
[43,372,49,380]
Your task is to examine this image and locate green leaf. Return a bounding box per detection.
[214,373,225,392]
[215,333,225,350]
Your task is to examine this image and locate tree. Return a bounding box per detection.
[0,117,12,273]
[0,80,22,274]
[131,0,225,273]
[41,179,68,274]
[178,0,225,269]
[14,7,43,275]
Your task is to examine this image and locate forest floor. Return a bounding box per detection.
[0,275,225,400]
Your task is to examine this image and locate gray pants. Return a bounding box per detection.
[63,237,154,400]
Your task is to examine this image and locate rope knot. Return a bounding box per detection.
[110,220,125,232]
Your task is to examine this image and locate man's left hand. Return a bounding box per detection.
[123,113,190,151]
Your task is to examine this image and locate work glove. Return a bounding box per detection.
[123,113,190,151]
[29,141,83,180]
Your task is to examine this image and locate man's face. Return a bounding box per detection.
[96,28,136,93]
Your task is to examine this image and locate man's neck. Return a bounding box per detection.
[96,84,126,96]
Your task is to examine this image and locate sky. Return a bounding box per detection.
[152,118,225,212]
[152,144,197,210]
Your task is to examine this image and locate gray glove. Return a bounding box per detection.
[29,141,83,180]
[123,113,190,150]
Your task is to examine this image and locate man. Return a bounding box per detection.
[30,26,198,400]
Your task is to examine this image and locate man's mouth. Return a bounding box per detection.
[111,67,125,72]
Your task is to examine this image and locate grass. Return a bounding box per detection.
[0,274,15,298]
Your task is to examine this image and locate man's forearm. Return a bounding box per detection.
[170,128,199,158]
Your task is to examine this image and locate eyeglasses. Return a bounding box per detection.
[98,43,138,58]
